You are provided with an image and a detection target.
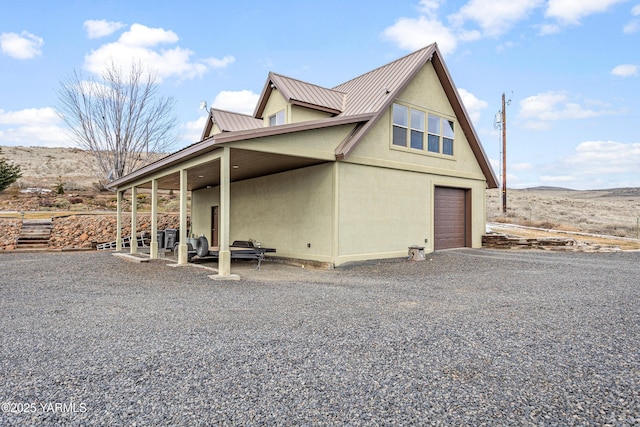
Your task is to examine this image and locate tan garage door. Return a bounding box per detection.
[434,187,468,250]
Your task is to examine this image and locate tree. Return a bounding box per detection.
[0,148,22,192]
[57,61,178,187]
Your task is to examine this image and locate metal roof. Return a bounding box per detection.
[210,109,263,132]
[254,72,346,117]
[334,45,435,116]
[110,43,498,190]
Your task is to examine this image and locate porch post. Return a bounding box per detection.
[130,186,137,254]
[178,169,189,264]
[150,179,158,259]
[218,147,231,276]
[116,190,123,251]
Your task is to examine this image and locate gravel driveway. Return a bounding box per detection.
[1,249,638,425]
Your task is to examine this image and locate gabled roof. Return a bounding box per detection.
[201,108,262,140]
[254,72,346,117]
[110,43,497,190]
[332,44,498,188]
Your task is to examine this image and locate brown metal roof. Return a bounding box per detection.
[211,108,263,132]
[110,43,498,190]
[254,72,345,117]
[334,45,435,116]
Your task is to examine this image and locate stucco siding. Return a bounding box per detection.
[337,162,429,263]
[192,163,335,262]
[261,89,288,125]
[290,105,333,123]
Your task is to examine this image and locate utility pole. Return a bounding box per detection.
[501,92,507,215]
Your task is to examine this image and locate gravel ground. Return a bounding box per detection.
[0,249,638,426]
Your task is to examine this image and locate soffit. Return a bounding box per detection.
[135,148,327,191]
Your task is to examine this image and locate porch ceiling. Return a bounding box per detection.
[136,148,328,191]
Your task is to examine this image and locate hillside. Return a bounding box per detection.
[1,146,100,190]
[487,187,640,239]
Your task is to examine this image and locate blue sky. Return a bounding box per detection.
[1,0,639,190]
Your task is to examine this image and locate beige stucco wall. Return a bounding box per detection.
[261,89,288,125]
[290,105,333,123]
[336,162,429,263]
[191,163,335,263]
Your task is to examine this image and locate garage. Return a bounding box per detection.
[434,186,470,250]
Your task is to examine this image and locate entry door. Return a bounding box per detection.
[211,206,219,247]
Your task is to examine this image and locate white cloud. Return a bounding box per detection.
[382,16,458,54]
[457,88,488,123]
[0,31,43,59]
[546,0,629,25]
[611,64,638,77]
[624,4,640,33]
[211,90,259,115]
[623,20,640,33]
[518,91,619,129]
[83,23,234,82]
[538,23,562,35]
[449,0,544,37]
[183,115,208,144]
[204,56,236,69]
[417,0,443,15]
[83,20,126,39]
[0,107,70,147]
[118,23,178,47]
[536,140,640,189]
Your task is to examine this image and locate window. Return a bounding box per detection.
[428,114,440,153]
[410,110,425,150]
[443,120,454,155]
[391,103,454,156]
[269,110,285,126]
[392,104,408,146]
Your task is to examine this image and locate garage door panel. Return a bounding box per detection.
[434,187,466,250]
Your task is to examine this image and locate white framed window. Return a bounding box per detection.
[392,103,454,156]
[269,110,285,126]
[392,104,408,146]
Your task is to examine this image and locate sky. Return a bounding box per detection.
[1,0,639,190]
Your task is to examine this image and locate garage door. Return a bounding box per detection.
[434,187,468,250]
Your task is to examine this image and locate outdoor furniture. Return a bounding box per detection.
[188,238,276,269]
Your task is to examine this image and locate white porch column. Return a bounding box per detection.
[130,186,137,254]
[116,190,123,251]
[218,147,231,276]
[178,169,189,264]
[150,179,158,259]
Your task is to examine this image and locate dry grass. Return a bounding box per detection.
[487,187,640,249]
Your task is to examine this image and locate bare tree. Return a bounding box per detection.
[57,61,178,187]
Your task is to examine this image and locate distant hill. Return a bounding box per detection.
[1,146,165,191]
[1,146,99,190]
[523,186,576,191]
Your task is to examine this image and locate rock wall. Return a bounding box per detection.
[0,219,22,250]
[49,214,181,249]
[0,214,181,250]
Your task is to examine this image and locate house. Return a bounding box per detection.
[108,43,498,276]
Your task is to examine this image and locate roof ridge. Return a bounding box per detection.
[270,72,346,94]
[332,43,436,90]
[210,107,259,118]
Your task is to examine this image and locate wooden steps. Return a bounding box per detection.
[16,219,52,249]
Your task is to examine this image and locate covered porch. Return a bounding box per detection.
[110,144,328,278]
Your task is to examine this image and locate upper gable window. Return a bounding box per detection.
[392,103,454,156]
[269,110,285,126]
